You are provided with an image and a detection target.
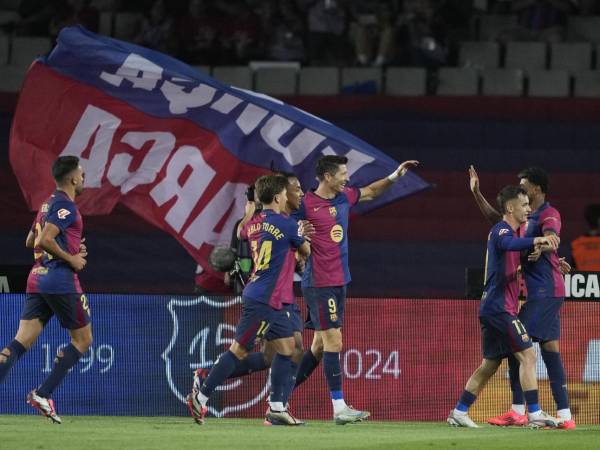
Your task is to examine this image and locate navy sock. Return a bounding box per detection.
[508,354,524,405]
[282,361,298,404]
[270,354,292,405]
[37,343,82,398]
[0,340,27,384]
[541,349,569,410]
[323,351,343,397]
[455,390,477,412]
[294,350,320,388]
[227,352,268,379]
[200,350,240,398]
[524,389,540,413]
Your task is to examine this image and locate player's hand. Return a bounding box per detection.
[396,160,420,177]
[69,253,87,272]
[469,165,480,193]
[528,247,542,262]
[298,220,315,238]
[79,237,87,257]
[559,257,572,275]
[244,201,256,216]
[534,234,560,250]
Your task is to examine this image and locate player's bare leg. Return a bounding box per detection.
[448,358,501,428]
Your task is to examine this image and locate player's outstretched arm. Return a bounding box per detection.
[469,165,501,224]
[38,222,86,271]
[359,160,420,202]
[297,240,311,258]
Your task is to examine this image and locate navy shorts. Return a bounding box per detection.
[518,297,564,342]
[235,299,294,351]
[479,313,532,360]
[303,286,346,331]
[272,303,303,335]
[21,293,91,330]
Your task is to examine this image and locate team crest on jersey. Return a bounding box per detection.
[329,207,337,217]
[330,224,344,243]
[522,333,530,343]
[499,228,510,236]
[162,297,270,417]
[57,208,71,219]
[330,313,338,322]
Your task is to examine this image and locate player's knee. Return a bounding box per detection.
[229,342,248,360]
[72,333,92,352]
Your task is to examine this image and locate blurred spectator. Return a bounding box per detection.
[13,0,57,36]
[302,0,351,66]
[492,0,578,43]
[217,0,263,64]
[353,0,399,66]
[133,0,177,54]
[571,204,600,272]
[176,0,221,65]
[431,0,474,65]
[262,0,306,62]
[49,0,99,44]
[396,0,448,67]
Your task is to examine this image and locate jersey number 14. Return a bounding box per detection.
[250,240,272,271]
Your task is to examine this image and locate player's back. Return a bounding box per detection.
[241,209,303,309]
[480,221,523,317]
[27,190,83,294]
[521,202,565,299]
[297,187,359,288]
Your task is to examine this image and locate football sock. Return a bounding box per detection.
[541,349,570,411]
[524,390,540,414]
[455,390,476,412]
[199,350,239,403]
[512,404,526,415]
[323,351,346,413]
[507,354,524,406]
[270,354,292,406]
[294,350,320,388]
[283,361,298,404]
[557,408,572,420]
[0,340,27,384]
[227,352,268,379]
[37,343,82,397]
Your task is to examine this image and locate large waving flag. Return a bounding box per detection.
[10,26,429,274]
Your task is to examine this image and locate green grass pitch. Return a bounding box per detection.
[1,416,599,450]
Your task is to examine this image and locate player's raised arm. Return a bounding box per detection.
[469,165,502,224]
[38,222,86,271]
[236,200,256,240]
[25,230,35,248]
[359,160,420,202]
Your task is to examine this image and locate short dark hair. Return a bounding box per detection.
[52,156,80,183]
[496,185,527,213]
[316,155,348,181]
[517,167,549,193]
[255,175,288,204]
[584,204,600,229]
[275,170,297,181]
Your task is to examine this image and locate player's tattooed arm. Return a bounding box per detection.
[469,165,501,224]
[25,230,35,248]
[359,160,420,202]
[38,222,87,271]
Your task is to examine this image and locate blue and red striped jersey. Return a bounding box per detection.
[520,202,565,299]
[295,186,360,288]
[480,221,535,317]
[240,209,304,309]
[27,190,83,294]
